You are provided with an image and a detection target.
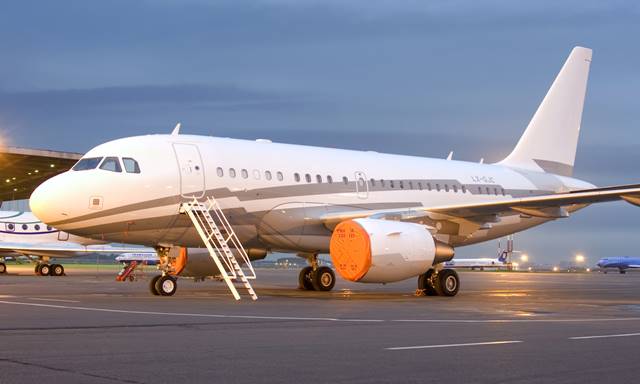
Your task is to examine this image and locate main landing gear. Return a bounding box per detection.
[298,254,336,292]
[35,263,65,276]
[0,262,6,274]
[417,268,460,297]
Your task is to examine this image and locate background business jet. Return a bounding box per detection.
[29,47,640,297]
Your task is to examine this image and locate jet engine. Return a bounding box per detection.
[329,218,454,283]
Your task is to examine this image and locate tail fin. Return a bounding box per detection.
[498,46,592,176]
[498,251,508,263]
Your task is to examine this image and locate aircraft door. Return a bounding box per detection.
[355,171,368,199]
[173,143,205,198]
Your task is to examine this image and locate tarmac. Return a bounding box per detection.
[2,265,640,383]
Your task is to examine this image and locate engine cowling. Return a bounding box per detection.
[330,218,453,283]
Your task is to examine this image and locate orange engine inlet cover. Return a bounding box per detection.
[329,220,372,282]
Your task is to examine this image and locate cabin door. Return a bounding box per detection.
[173,143,205,198]
[354,171,368,199]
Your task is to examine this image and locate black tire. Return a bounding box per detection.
[0,262,6,274]
[620,269,626,274]
[311,266,336,292]
[149,275,162,296]
[417,269,438,296]
[298,266,314,290]
[436,269,460,297]
[51,264,64,276]
[39,264,51,276]
[155,275,177,296]
[35,264,42,275]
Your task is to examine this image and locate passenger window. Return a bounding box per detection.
[327,175,333,184]
[216,167,224,177]
[399,181,404,189]
[316,175,322,183]
[370,179,376,187]
[501,188,506,196]
[22,224,28,230]
[294,173,301,182]
[229,168,236,178]
[436,183,441,191]
[427,183,432,191]
[453,185,458,193]
[486,187,491,195]
[6,223,15,231]
[72,157,103,171]
[494,187,499,195]
[277,171,284,181]
[99,157,122,172]
[35,224,40,231]
[444,184,449,192]
[478,187,483,194]
[122,158,141,174]
[409,181,413,189]
[305,174,312,183]
[418,182,423,190]
[253,169,261,180]
[241,169,249,179]
[390,180,395,188]
[342,176,348,185]
[461,185,467,193]
[380,179,385,187]
[265,171,272,181]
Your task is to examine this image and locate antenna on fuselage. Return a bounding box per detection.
[171,123,181,135]
[446,151,453,161]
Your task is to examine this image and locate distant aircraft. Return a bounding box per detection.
[445,252,509,270]
[29,46,640,298]
[0,211,152,275]
[596,257,640,274]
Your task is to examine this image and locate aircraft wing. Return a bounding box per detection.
[0,242,155,259]
[0,146,82,202]
[321,184,640,227]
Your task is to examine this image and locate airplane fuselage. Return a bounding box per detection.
[30,134,595,255]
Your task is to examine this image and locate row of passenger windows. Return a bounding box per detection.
[73,157,141,174]
[215,167,506,195]
[5,223,53,231]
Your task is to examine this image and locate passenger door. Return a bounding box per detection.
[354,171,368,199]
[173,143,205,198]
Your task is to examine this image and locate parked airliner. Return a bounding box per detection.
[445,252,509,270]
[29,47,640,297]
[0,211,152,275]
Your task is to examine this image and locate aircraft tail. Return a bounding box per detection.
[498,251,508,263]
[498,46,592,177]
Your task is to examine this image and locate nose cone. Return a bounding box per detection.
[30,173,71,225]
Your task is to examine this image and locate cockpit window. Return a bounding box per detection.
[72,157,103,171]
[99,157,122,172]
[122,158,141,173]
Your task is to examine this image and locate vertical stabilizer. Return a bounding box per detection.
[498,47,592,176]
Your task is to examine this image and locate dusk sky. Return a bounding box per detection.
[1,1,639,264]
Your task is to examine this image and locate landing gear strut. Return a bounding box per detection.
[298,254,336,292]
[417,268,460,297]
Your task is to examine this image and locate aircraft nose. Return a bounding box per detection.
[30,173,70,225]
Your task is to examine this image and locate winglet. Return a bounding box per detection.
[446,151,453,161]
[171,123,181,136]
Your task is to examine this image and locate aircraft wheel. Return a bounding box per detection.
[39,264,52,276]
[620,269,626,274]
[298,266,314,290]
[149,275,162,295]
[417,269,438,296]
[436,269,460,297]
[311,266,335,292]
[0,262,6,274]
[155,275,177,296]
[51,264,64,276]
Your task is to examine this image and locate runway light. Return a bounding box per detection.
[575,254,585,263]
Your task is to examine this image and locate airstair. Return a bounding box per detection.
[180,196,258,301]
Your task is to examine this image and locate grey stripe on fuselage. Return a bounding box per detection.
[47,177,554,227]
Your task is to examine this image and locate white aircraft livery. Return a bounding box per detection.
[0,211,152,275]
[28,47,640,297]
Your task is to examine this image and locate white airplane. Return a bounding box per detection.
[445,252,509,270]
[0,210,153,275]
[29,46,640,297]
